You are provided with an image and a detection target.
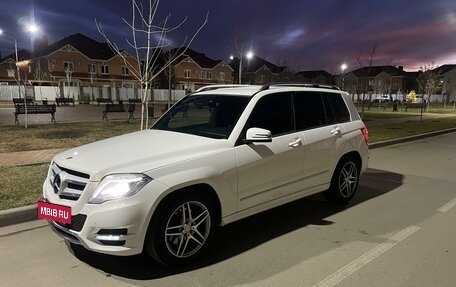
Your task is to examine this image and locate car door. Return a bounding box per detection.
[296,92,348,190]
[235,92,305,210]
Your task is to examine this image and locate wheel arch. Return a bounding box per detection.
[338,150,362,170]
[150,183,222,227]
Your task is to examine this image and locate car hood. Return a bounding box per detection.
[52,129,231,181]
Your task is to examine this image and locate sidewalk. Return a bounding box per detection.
[0,148,66,167]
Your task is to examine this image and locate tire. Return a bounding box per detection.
[145,191,217,266]
[324,157,360,204]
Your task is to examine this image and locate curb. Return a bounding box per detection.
[1,128,456,228]
[0,204,37,227]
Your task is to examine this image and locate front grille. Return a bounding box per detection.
[55,214,87,232]
[50,163,90,201]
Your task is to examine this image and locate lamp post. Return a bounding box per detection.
[340,63,347,90]
[1,23,39,128]
[230,50,253,84]
[22,23,38,128]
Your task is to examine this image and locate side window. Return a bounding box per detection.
[294,92,327,130]
[246,93,294,136]
[323,93,350,123]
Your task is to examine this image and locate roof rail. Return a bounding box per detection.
[195,84,252,93]
[258,82,341,92]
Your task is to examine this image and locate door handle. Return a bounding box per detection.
[288,137,302,148]
[331,127,341,136]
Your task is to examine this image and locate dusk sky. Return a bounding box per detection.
[0,0,455,74]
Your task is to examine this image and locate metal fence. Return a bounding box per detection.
[0,85,187,103]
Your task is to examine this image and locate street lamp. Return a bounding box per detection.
[340,63,347,90]
[27,24,38,34]
[230,50,254,84]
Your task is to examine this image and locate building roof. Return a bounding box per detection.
[36,33,116,60]
[229,55,285,74]
[0,50,32,64]
[350,65,408,77]
[433,64,456,75]
[170,48,221,69]
[296,70,333,78]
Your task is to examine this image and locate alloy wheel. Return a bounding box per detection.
[164,201,211,258]
[338,162,358,198]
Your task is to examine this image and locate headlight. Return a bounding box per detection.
[89,174,152,204]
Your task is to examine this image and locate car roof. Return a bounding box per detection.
[194,83,343,97]
[195,86,262,96]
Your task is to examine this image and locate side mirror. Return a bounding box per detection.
[244,127,272,143]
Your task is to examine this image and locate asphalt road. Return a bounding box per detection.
[1,132,455,287]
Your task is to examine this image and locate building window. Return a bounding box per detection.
[63,81,78,87]
[88,64,96,73]
[64,62,74,72]
[207,72,212,80]
[219,72,225,81]
[122,82,134,88]
[200,71,206,79]
[100,65,109,74]
[184,69,191,78]
[122,66,129,75]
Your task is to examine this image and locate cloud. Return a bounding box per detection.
[278,28,305,47]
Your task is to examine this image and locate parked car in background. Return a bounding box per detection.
[379,95,392,102]
[41,83,369,266]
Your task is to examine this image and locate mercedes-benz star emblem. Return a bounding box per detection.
[53,173,62,194]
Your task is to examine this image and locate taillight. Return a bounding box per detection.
[361,127,369,143]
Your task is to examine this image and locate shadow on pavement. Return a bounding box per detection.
[69,168,403,280]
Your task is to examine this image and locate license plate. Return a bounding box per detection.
[37,201,72,224]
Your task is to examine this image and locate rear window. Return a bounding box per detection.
[323,93,350,123]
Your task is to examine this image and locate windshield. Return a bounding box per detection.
[152,94,250,139]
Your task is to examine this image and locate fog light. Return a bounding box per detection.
[95,228,127,246]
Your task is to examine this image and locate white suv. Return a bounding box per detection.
[42,84,368,266]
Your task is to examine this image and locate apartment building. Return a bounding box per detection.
[32,33,137,101]
[434,64,456,103]
[295,70,334,85]
[170,48,234,92]
[229,55,293,85]
[343,65,418,100]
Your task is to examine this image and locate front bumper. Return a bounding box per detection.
[43,177,170,256]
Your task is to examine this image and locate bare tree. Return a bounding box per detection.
[355,43,377,119]
[417,63,440,113]
[33,56,51,101]
[96,0,208,130]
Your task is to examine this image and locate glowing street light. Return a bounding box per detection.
[340,63,347,90]
[0,28,3,35]
[27,24,38,34]
[230,50,254,84]
[341,63,347,72]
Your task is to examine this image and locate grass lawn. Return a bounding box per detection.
[0,164,49,210]
[361,111,420,119]
[0,116,456,210]
[368,117,456,142]
[0,121,140,153]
